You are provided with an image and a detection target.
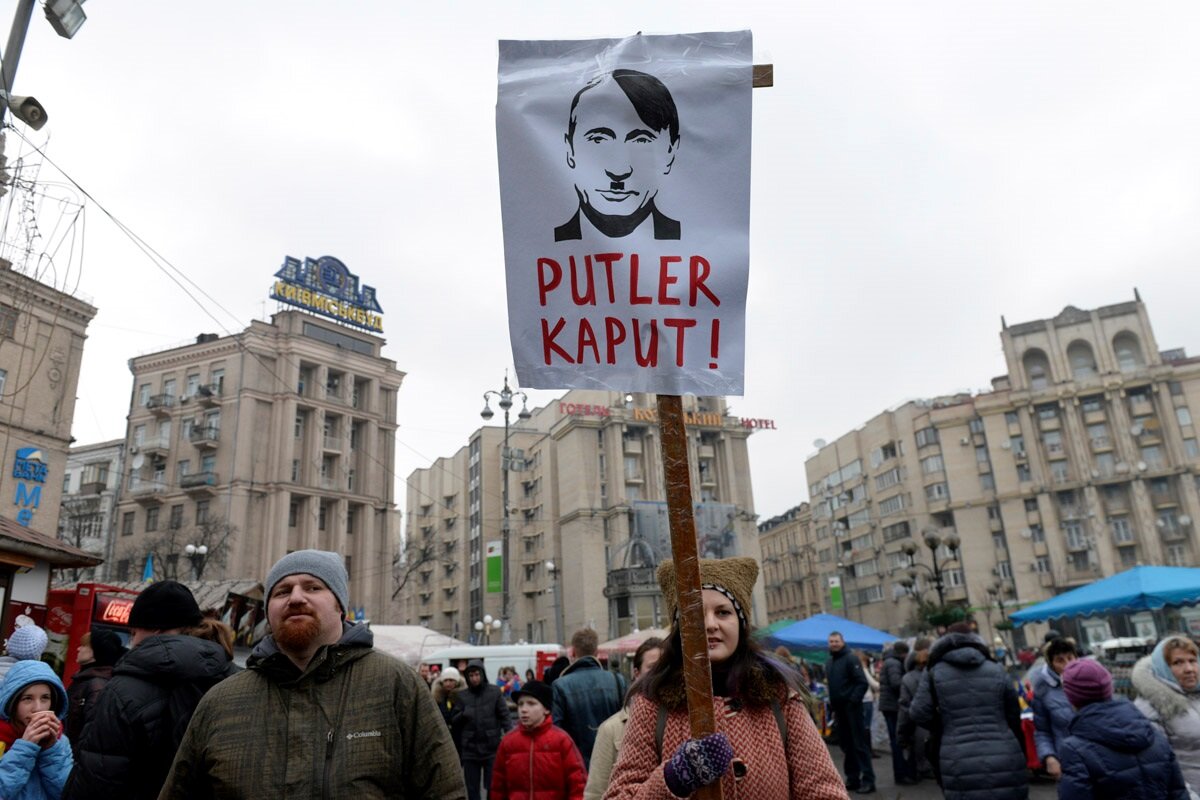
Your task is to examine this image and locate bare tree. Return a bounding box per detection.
[55,499,104,586]
[392,531,456,601]
[117,516,237,582]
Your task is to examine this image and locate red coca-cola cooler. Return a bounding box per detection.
[46,583,140,686]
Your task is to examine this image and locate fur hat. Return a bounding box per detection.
[129,580,203,630]
[438,667,464,687]
[6,624,48,661]
[512,680,553,711]
[657,557,759,627]
[266,550,349,613]
[1063,658,1113,708]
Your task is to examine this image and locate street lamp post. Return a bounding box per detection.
[480,375,531,645]
[898,530,961,606]
[183,543,208,581]
[474,614,502,645]
[545,560,564,645]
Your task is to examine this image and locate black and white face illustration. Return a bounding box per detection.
[558,69,681,241]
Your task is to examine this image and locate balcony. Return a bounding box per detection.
[603,566,657,597]
[1089,436,1112,452]
[78,480,106,496]
[623,437,643,455]
[129,479,167,504]
[1083,409,1107,425]
[189,426,220,449]
[1129,397,1155,418]
[195,384,222,408]
[323,434,342,452]
[146,394,175,417]
[141,436,170,458]
[180,471,218,495]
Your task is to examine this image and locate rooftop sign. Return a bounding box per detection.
[271,255,384,333]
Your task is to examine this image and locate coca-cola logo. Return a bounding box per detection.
[46,606,72,634]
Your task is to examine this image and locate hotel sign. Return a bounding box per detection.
[11,446,48,527]
[270,255,384,333]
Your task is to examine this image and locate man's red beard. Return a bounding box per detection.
[275,612,322,651]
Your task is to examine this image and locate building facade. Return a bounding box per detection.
[797,297,1200,647]
[758,503,823,623]
[56,439,125,585]
[400,390,767,644]
[110,310,403,619]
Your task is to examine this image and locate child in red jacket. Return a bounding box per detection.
[490,680,586,800]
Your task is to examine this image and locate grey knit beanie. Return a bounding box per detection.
[266,550,349,612]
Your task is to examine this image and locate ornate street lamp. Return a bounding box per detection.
[898,530,961,607]
[480,375,531,644]
[474,614,502,645]
[183,543,208,580]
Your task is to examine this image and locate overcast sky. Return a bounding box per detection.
[6,1,1199,522]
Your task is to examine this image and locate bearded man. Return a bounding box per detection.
[160,550,466,799]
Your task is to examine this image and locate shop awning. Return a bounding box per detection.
[1009,566,1200,626]
[0,515,103,568]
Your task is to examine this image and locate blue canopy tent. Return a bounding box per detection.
[1008,566,1200,626]
[765,613,898,651]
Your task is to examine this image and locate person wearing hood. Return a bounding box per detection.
[159,550,466,799]
[459,659,512,800]
[64,629,126,760]
[434,666,467,756]
[1132,633,1200,792]
[0,660,73,800]
[910,626,1028,800]
[878,640,914,786]
[62,581,235,800]
[1056,657,1188,799]
[897,638,932,782]
[1030,636,1078,780]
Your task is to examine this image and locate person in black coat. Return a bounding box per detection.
[877,641,913,785]
[62,581,236,800]
[910,628,1028,800]
[1057,658,1189,800]
[827,631,876,794]
[64,628,127,760]
[458,659,511,800]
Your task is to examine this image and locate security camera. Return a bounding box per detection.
[0,93,48,130]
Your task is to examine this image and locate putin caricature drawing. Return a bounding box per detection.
[555,69,681,242]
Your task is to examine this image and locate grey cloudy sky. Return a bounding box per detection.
[5,1,1199,521]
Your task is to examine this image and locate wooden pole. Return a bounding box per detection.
[657,393,722,800]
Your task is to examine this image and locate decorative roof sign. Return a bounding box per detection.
[270,255,384,333]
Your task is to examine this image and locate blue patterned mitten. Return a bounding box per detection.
[662,732,733,797]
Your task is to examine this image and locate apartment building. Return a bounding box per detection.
[799,296,1200,647]
[758,503,823,623]
[57,439,125,584]
[111,310,404,619]
[400,390,765,643]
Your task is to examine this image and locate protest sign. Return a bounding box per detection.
[497,31,753,396]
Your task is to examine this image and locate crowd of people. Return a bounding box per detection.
[3,547,1200,799]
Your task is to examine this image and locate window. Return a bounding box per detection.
[1080,395,1104,414]
[997,561,1012,579]
[210,368,225,393]
[879,495,906,516]
[1158,509,1180,536]
[1111,517,1134,544]
[855,559,879,578]
[921,455,944,474]
[887,551,910,570]
[882,521,911,543]
[1095,452,1116,477]
[980,472,996,491]
[1023,349,1052,390]
[1185,439,1200,459]
[186,373,200,397]
[138,384,151,406]
[925,483,949,501]
[969,417,985,434]
[169,505,183,530]
[1067,341,1097,379]
[1141,445,1164,469]
[1010,435,1026,456]
[944,569,965,587]
[975,445,990,463]
[1063,521,1089,550]
[856,585,884,604]
[875,467,901,490]
[289,501,298,528]
[318,503,327,531]
[1036,403,1059,421]
[1178,407,1194,427]
[145,507,159,532]
[196,500,210,524]
[1087,423,1110,447]
[133,425,146,446]
[201,454,216,474]
[1166,543,1191,567]
[1113,332,1145,371]
[1017,464,1032,482]
[1042,430,1063,455]
[295,414,305,438]
[163,378,177,398]
[63,473,72,492]
[0,368,6,397]
[176,460,191,482]
[915,428,939,448]
[1029,524,1045,543]
[121,512,135,536]
[1005,411,1020,426]
[1169,381,1185,397]
[1119,547,1138,567]
[291,459,300,482]
[1035,556,1051,574]
[1025,497,1039,512]
[1050,461,1070,483]
[992,531,1006,549]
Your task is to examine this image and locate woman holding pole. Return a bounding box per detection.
[603,557,847,799]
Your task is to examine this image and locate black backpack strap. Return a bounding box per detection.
[655,704,669,761]
[771,698,788,749]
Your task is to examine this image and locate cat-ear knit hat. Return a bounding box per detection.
[657,557,759,627]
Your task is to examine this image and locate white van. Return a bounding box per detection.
[422,644,564,682]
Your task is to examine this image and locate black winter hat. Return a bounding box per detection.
[89,628,126,667]
[128,580,203,630]
[512,680,553,711]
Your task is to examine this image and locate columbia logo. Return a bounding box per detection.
[346,730,382,740]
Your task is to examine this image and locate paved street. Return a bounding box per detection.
[825,744,1058,799]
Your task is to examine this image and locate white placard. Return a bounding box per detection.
[497,31,752,395]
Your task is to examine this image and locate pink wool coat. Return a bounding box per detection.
[603,693,849,800]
